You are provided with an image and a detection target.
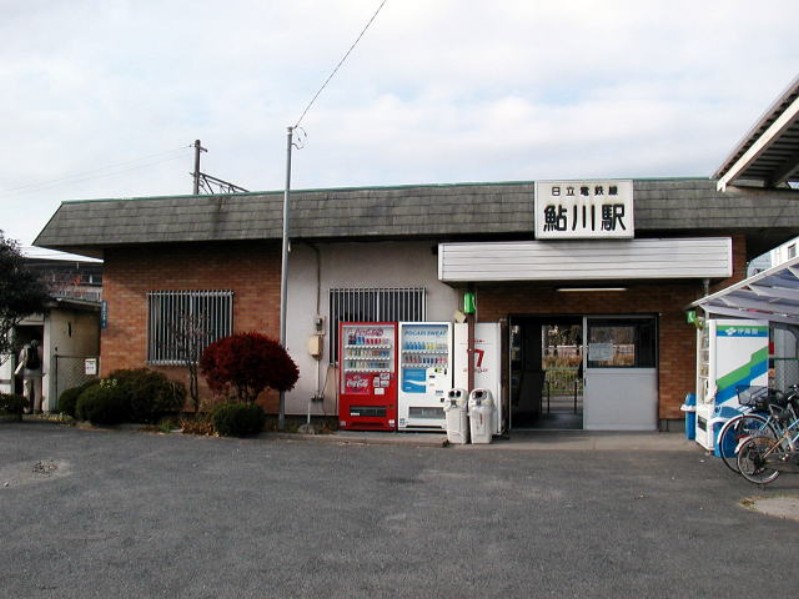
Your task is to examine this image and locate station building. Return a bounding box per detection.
[33,75,799,432]
[33,174,799,431]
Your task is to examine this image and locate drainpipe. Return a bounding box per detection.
[309,242,323,401]
[465,285,476,392]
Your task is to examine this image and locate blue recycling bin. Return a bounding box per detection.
[711,404,743,457]
[680,393,696,441]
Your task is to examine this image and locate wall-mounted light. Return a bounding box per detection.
[556,287,627,293]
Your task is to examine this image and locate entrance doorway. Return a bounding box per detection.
[510,317,583,430]
[509,314,659,431]
[13,325,44,394]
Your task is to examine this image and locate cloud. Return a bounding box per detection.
[0,0,798,244]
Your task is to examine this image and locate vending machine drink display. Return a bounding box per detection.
[398,322,452,431]
[338,322,398,431]
[694,318,769,451]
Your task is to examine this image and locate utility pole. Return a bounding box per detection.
[275,0,388,431]
[191,140,248,194]
[278,127,293,431]
[192,139,207,195]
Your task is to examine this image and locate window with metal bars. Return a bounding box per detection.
[329,287,426,362]
[147,290,233,365]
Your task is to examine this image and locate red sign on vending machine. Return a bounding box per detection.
[338,322,398,431]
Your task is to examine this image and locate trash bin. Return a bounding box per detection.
[710,404,744,456]
[468,388,495,444]
[443,388,469,444]
[680,393,696,441]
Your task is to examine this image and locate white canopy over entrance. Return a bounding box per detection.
[691,255,799,326]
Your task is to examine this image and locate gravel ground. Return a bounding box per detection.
[1,423,798,599]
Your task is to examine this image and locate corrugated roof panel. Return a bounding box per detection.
[692,256,799,325]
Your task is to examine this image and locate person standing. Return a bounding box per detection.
[15,340,44,413]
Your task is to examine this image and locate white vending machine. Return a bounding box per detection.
[694,318,769,451]
[398,322,452,431]
[454,322,504,436]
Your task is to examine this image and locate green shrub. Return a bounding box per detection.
[58,379,99,417]
[0,393,28,418]
[75,381,128,425]
[212,402,266,437]
[109,368,187,423]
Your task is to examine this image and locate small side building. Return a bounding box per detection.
[0,257,101,412]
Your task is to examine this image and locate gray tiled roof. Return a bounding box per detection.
[33,178,799,259]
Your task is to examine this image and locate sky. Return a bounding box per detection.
[1,0,798,250]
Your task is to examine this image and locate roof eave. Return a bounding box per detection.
[714,75,799,191]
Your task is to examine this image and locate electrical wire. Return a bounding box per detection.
[294,0,389,129]
[0,145,191,198]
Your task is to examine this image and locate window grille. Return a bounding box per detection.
[147,290,233,365]
[329,287,426,362]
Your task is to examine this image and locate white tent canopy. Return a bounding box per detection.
[691,255,799,326]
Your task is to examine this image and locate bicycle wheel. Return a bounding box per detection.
[716,414,775,473]
[736,435,782,485]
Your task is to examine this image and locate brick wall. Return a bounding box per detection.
[100,234,747,420]
[475,235,748,423]
[101,241,282,411]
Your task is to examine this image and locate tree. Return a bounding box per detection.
[200,332,299,404]
[0,232,50,364]
[170,311,210,412]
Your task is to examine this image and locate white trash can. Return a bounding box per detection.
[443,388,469,444]
[468,389,494,444]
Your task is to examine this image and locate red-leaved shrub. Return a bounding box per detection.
[200,332,299,403]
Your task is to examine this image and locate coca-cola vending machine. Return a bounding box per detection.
[338,322,398,431]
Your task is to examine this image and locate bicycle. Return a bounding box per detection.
[714,385,794,473]
[736,396,799,485]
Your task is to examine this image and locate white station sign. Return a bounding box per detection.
[534,180,634,239]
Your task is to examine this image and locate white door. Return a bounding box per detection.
[583,316,658,431]
[0,356,13,395]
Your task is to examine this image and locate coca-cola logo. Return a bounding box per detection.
[358,328,385,337]
[346,375,369,389]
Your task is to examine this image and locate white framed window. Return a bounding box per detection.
[329,287,426,361]
[147,290,233,365]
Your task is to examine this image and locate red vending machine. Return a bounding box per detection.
[338,322,398,431]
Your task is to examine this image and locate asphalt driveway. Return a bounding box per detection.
[1,424,797,598]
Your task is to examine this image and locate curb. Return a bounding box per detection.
[268,431,449,448]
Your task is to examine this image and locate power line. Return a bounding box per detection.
[294,0,389,129]
[278,0,389,431]
[0,145,191,198]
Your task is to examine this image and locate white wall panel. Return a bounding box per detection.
[284,242,459,416]
[439,238,731,282]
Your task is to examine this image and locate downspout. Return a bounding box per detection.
[309,242,323,402]
[466,284,476,392]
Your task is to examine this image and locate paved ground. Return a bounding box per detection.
[1,423,798,598]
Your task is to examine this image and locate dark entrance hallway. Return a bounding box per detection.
[510,316,583,430]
